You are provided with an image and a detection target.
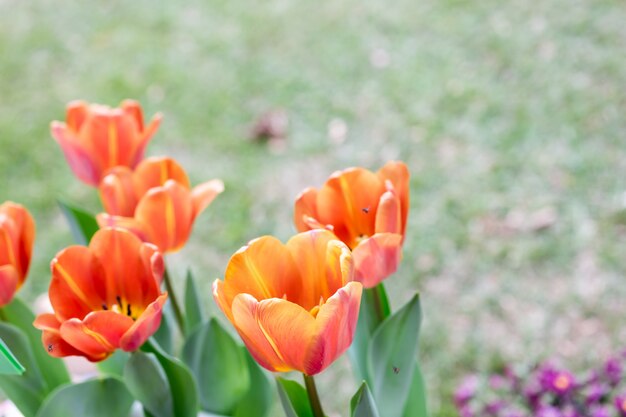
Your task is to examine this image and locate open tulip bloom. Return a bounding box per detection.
[51,100,162,186]
[33,228,167,362]
[96,156,224,253]
[0,202,35,306]
[213,229,362,376]
[294,161,409,288]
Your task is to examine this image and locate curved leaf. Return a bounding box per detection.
[184,270,204,335]
[57,199,99,245]
[276,378,313,417]
[0,336,24,375]
[351,382,380,417]
[124,351,173,417]
[233,350,273,417]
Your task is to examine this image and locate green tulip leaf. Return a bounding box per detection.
[0,322,47,417]
[367,293,423,417]
[142,338,199,417]
[96,349,129,377]
[36,377,133,417]
[0,336,24,375]
[1,298,70,390]
[57,199,99,245]
[184,270,204,335]
[152,305,174,354]
[124,351,173,417]
[276,378,313,417]
[350,382,380,417]
[182,319,249,415]
[401,363,428,417]
[233,350,273,417]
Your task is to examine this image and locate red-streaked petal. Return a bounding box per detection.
[191,179,224,219]
[0,202,35,281]
[121,100,145,131]
[65,100,89,132]
[131,113,162,168]
[352,233,403,288]
[375,189,402,235]
[51,121,100,186]
[217,236,299,321]
[96,214,150,243]
[133,157,190,197]
[34,314,87,359]
[134,181,193,253]
[304,281,362,375]
[99,167,138,216]
[49,246,107,321]
[0,265,18,307]
[231,294,317,373]
[294,187,319,232]
[120,294,167,351]
[82,110,138,170]
[377,161,410,237]
[89,228,160,310]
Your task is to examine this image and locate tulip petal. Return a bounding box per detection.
[217,236,299,321]
[352,233,403,288]
[0,202,35,280]
[99,167,137,216]
[89,228,161,311]
[231,294,317,373]
[286,230,352,310]
[191,179,224,219]
[134,181,193,252]
[51,122,100,186]
[33,314,87,359]
[305,281,362,375]
[121,100,145,131]
[294,187,319,232]
[132,113,162,168]
[317,168,384,248]
[83,110,139,170]
[375,189,402,235]
[65,100,89,132]
[96,214,150,244]
[120,294,167,352]
[49,246,107,321]
[133,157,190,197]
[377,161,410,236]
[0,265,18,306]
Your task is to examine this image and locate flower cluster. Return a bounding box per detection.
[455,352,626,417]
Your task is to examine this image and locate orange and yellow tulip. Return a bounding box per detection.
[33,228,167,362]
[0,202,35,306]
[213,229,362,376]
[51,100,161,186]
[294,161,409,288]
[96,156,224,253]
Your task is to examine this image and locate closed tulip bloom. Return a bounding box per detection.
[213,229,362,376]
[97,157,224,253]
[294,161,409,288]
[0,202,35,306]
[33,228,167,362]
[51,100,162,186]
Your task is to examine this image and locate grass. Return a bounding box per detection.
[1,0,626,415]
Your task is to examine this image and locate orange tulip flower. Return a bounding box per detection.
[96,156,224,253]
[51,100,162,186]
[213,229,362,376]
[33,228,167,362]
[294,161,409,288]
[0,202,35,306]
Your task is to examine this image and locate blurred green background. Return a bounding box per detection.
[2,1,626,415]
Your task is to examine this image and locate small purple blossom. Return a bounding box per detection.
[605,358,623,386]
[590,405,612,417]
[538,365,576,395]
[615,394,626,417]
[454,374,480,407]
[536,405,562,417]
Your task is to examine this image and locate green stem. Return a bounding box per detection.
[163,267,186,336]
[0,308,7,322]
[367,283,390,327]
[303,374,325,417]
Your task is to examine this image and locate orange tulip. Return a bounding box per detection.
[213,229,362,376]
[51,100,162,186]
[0,202,35,306]
[33,228,167,362]
[96,156,224,253]
[294,161,409,288]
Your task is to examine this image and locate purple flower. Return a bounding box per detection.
[615,394,626,417]
[538,365,576,395]
[485,400,506,414]
[454,375,480,407]
[590,406,612,417]
[585,382,609,405]
[536,405,562,417]
[605,357,623,386]
[458,404,475,417]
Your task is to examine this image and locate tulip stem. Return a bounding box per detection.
[163,267,186,336]
[303,374,325,417]
[369,283,391,326]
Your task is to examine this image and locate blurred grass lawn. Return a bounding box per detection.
[2,0,626,416]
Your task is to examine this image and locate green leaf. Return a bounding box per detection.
[233,350,273,417]
[57,199,99,245]
[152,305,173,354]
[349,283,391,382]
[1,298,70,390]
[350,382,380,417]
[0,336,24,375]
[124,351,173,417]
[184,270,204,335]
[36,377,133,417]
[182,319,249,415]
[96,349,129,377]
[142,338,199,417]
[367,294,422,417]
[276,378,313,417]
[0,322,47,417]
[401,363,428,417]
